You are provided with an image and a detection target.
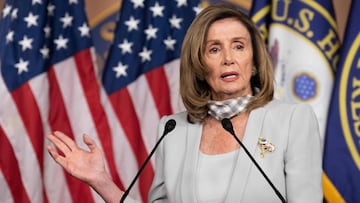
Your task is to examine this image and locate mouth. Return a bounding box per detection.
[221,72,239,79]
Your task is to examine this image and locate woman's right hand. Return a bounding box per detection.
[47,131,124,203]
[47,131,107,186]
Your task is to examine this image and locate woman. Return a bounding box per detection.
[47,4,322,202]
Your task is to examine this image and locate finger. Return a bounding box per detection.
[47,133,72,155]
[47,145,67,167]
[53,131,78,150]
[82,134,99,153]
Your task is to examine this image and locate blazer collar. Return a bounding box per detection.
[179,121,202,202]
[178,107,266,202]
[224,107,266,201]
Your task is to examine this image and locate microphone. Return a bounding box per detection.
[120,119,176,203]
[221,118,287,203]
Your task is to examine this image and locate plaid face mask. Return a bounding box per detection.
[207,95,252,120]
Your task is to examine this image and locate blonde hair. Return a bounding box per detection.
[180,3,274,123]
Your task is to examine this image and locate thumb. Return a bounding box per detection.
[82,134,98,152]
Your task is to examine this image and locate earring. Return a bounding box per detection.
[252,66,258,76]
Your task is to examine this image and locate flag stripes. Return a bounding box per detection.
[0,125,31,203]
[0,77,44,203]
[145,66,174,117]
[108,87,154,202]
[48,55,97,203]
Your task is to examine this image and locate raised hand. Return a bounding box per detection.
[47,131,106,185]
[47,131,124,203]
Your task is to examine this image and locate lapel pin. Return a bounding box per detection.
[258,136,275,158]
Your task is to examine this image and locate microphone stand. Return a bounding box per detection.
[221,118,287,203]
[119,119,176,203]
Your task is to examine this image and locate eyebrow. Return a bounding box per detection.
[206,36,248,45]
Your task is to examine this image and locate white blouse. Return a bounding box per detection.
[196,149,239,203]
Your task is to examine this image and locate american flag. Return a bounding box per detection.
[0,0,201,203]
[0,0,111,202]
[101,0,201,202]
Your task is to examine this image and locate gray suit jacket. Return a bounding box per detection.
[141,100,323,203]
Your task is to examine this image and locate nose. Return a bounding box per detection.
[224,60,234,66]
[222,49,234,66]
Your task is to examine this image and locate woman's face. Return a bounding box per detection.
[203,17,253,101]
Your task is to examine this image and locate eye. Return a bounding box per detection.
[234,44,244,50]
[209,47,219,54]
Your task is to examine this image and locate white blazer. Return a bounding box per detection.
[127,100,323,203]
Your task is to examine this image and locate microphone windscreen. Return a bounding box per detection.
[164,119,176,134]
[221,118,233,133]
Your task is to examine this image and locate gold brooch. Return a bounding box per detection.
[258,136,275,158]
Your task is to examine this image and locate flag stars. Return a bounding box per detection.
[113,62,128,78]
[2,4,11,18]
[47,3,55,16]
[40,45,50,59]
[144,24,158,40]
[118,39,133,54]
[6,31,14,43]
[19,35,33,51]
[15,58,29,74]
[24,12,39,28]
[125,16,140,32]
[54,35,69,50]
[32,0,42,5]
[139,47,152,62]
[169,15,183,29]
[78,23,90,37]
[44,25,51,37]
[175,0,187,7]
[131,0,145,9]
[164,36,176,50]
[150,2,165,17]
[11,8,18,20]
[60,12,73,28]
[193,5,203,15]
[0,0,100,92]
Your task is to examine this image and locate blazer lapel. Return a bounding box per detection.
[178,121,202,202]
[224,107,266,202]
